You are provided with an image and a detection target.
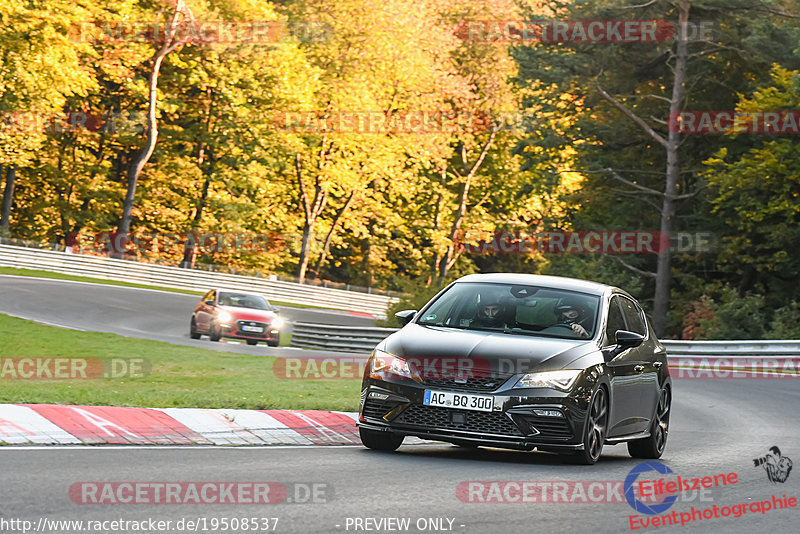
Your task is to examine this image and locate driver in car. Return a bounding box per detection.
[554,300,591,338]
[472,291,506,328]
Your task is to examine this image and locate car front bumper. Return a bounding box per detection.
[220,323,280,342]
[357,376,596,451]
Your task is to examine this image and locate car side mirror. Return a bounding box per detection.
[615,330,644,349]
[395,309,417,326]
[603,330,644,361]
[205,300,215,306]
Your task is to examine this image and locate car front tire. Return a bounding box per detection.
[572,385,609,465]
[189,318,201,339]
[246,339,259,346]
[628,386,671,459]
[209,321,221,342]
[359,428,404,451]
[267,335,280,347]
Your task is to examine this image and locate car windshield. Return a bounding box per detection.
[416,282,600,339]
[217,292,272,310]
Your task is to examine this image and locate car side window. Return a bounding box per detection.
[619,297,647,336]
[605,297,626,343]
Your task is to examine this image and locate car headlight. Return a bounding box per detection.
[368,349,420,382]
[513,369,582,391]
[270,317,284,329]
[217,310,233,323]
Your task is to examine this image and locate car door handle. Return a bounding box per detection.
[653,361,663,368]
[634,365,645,372]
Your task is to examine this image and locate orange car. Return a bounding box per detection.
[190,289,283,346]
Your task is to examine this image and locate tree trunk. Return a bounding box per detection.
[181,95,215,270]
[297,220,314,282]
[0,163,4,237]
[295,152,327,283]
[116,1,192,257]
[310,189,356,279]
[653,2,690,336]
[436,125,498,283]
[181,172,212,268]
[0,164,16,236]
[438,174,471,281]
[361,219,375,289]
[429,168,446,284]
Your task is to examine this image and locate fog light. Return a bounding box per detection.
[533,409,563,417]
[369,392,389,400]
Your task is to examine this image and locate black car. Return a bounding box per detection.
[357,273,671,464]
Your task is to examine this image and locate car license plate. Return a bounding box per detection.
[241,325,263,333]
[423,390,493,412]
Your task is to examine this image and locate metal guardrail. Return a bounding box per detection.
[0,244,396,316]
[291,322,399,352]
[0,236,404,297]
[288,322,800,357]
[658,340,800,356]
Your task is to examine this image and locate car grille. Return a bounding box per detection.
[421,373,514,393]
[521,415,573,440]
[362,397,401,420]
[394,405,523,436]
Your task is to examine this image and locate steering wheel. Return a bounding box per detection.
[547,323,575,331]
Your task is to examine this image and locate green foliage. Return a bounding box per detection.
[704,66,800,305]
[381,282,451,328]
[1,0,799,339]
[770,303,800,339]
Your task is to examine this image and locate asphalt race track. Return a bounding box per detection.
[1,379,798,534]
[1,275,799,533]
[0,275,374,357]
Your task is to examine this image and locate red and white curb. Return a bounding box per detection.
[0,404,369,446]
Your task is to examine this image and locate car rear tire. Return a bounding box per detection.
[359,428,404,451]
[628,386,671,459]
[572,385,608,465]
[209,321,221,342]
[246,339,259,346]
[189,318,201,339]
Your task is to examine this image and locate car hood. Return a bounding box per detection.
[381,323,597,374]
[218,306,277,323]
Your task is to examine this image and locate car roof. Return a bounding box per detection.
[454,273,613,296]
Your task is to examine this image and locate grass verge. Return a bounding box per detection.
[0,313,360,411]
